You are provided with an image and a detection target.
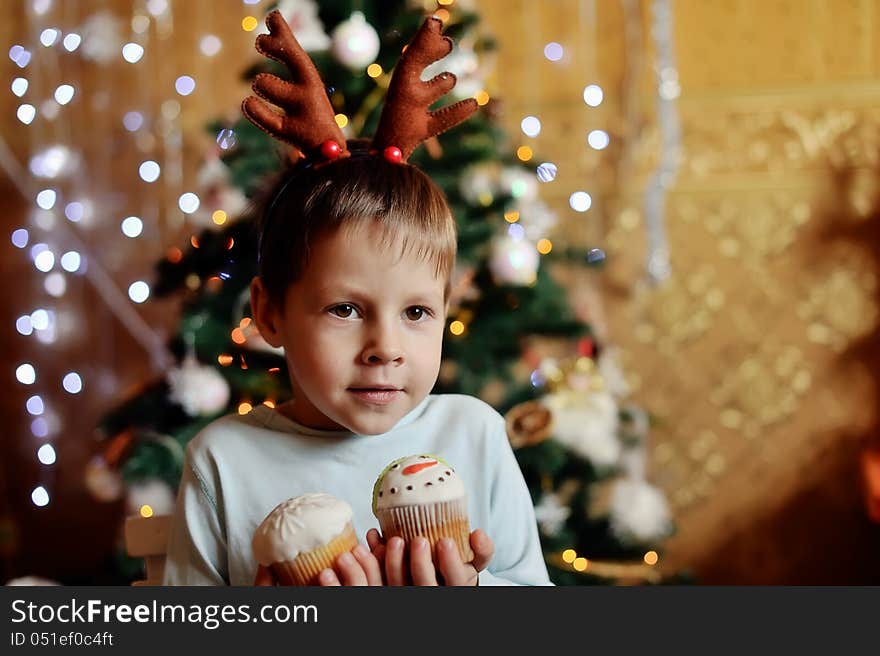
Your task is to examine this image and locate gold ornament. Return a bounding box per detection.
[505,400,553,449]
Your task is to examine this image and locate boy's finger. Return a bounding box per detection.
[318,568,340,586]
[436,538,474,586]
[470,529,494,572]
[366,529,386,562]
[335,551,368,586]
[409,537,438,586]
[384,536,407,586]
[254,564,275,586]
[352,543,384,586]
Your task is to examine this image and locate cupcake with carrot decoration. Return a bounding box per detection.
[372,454,473,563]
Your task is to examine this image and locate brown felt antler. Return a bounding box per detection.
[373,16,478,162]
[241,10,348,162]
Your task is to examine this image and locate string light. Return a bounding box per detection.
[516,146,533,161]
[17,104,36,124]
[583,84,603,107]
[26,395,45,416]
[62,34,81,52]
[34,250,55,272]
[37,444,56,465]
[561,549,576,563]
[536,162,557,182]
[537,239,553,254]
[587,129,609,150]
[238,402,253,415]
[175,75,196,96]
[644,551,659,565]
[367,63,382,78]
[123,111,144,131]
[128,281,150,303]
[62,372,82,394]
[199,35,222,57]
[569,191,592,212]
[60,251,81,272]
[231,328,246,344]
[39,28,59,47]
[504,211,520,223]
[178,192,200,214]
[449,320,465,336]
[212,210,227,225]
[31,418,48,437]
[121,216,143,238]
[11,228,29,248]
[140,504,154,518]
[216,128,236,149]
[334,113,349,128]
[11,78,28,96]
[218,354,233,366]
[16,315,33,335]
[44,272,66,297]
[138,160,160,182]
[31,486,50,507]
[573,557,589,571]
[64,201,84,222]
[241,16,258,32]
[520,116,541,137]
[543,42,563,61]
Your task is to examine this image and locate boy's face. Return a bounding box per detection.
[252,222,448,435]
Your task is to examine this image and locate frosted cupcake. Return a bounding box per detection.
[252,492,358,585]
[372,455,473,563]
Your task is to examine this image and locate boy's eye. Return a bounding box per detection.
[329,304,359,319]
[404,306,430,321]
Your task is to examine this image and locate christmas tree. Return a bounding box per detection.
[97,0,676,585]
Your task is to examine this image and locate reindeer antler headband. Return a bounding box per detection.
[242,10,478,165]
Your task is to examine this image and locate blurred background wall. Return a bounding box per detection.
[1,0,878,584]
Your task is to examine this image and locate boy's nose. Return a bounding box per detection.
[361,323,404,365]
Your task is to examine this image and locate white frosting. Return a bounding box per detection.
[252,492,353,565]
[374,455,465,511]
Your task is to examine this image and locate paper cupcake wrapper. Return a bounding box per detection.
[270,522,358,586]
[376,499,474,563]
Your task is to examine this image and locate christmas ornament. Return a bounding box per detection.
[126,478,176,517]
[84,456,125,502]
[331,12,380,70]
[458,163,496,204]
[541,388,621,467]
[167,356,230,417]
[609,476,673,544]
[79,11,123,65]
[193,156,248,228]
[488,234,539,286]
[505,400,553,449]
[257,0,331,52]
[533,492,571,537]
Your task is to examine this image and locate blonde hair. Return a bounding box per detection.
[256,142,456,307]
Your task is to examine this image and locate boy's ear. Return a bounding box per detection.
[250,277,284,348]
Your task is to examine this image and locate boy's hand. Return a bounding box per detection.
[317,543,384,586]
[366,528,494,586]
[253,543,383,586]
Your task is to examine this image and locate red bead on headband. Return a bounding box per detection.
[241,11,478,165]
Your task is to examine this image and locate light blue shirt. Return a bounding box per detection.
[163,394,552,586]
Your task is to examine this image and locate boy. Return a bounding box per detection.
[162,12,550,586]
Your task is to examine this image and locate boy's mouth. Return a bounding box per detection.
[347,386,403,405]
